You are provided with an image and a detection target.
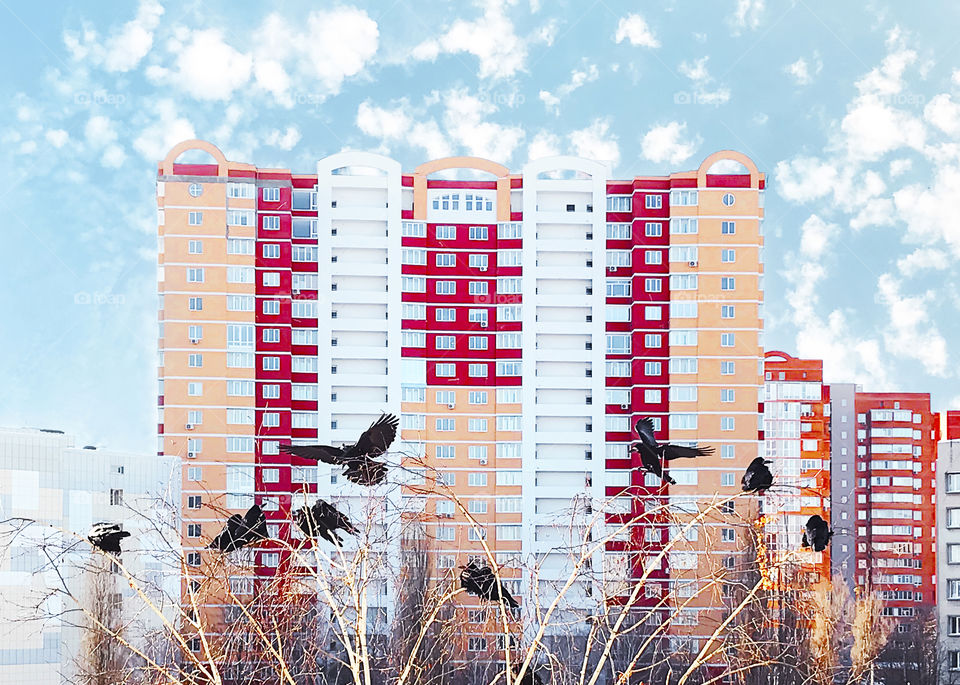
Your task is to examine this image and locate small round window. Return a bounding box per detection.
[188,183,203,198]
[721,193,735,207]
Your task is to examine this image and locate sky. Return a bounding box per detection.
[1,0,959,453]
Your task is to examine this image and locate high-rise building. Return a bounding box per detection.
[936,440,960,675]
[829,382,859,594]
[0,427,179,685]
[157,141,764,661]
[762,351,831,585]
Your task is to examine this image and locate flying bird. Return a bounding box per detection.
[88,523,130,555]
[742,457,774,493]
[801,515,833,552]
[208,505,268,553]
[280,413,398,486]
[631,418,714,485]
[459,560,519,608]
[294,499,358,545]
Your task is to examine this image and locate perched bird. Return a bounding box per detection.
[742,457,774,493]
[88,523,130,555]
[631,418,715,485]
[801,515,833,552]
[280,413,398,486]
[208,505,268,553]
[459,560,519,608]
[294,499,358,545]
[516,666,547,685]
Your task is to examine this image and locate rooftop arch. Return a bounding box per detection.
[697,150,761,188]
[161,139,230,176]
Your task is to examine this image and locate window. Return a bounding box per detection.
[403,303,426,320]
[469,446,488,461]
[188,382,203,396]
[469,363,488,378]
[469,281,488,296]
[436,445,456,460]
[402,277,426,293]
[670,190,698,206]
[435,335,456,350]
[436,253,456,267]
[469,418,488,432]
[262,215,280,230]
[721,417,736,431]
[188,183,203,197]
[468,336,488,351]
[469,472,488,486]
[263,300,280,315]
[227,209,255,226]
[721,193,736,207]
[644,389,662,403]
[669,330,698,346]
[721,445,735,460]
[187,267,204,283]
[188,296,202,311]
[227,295,254,312]
[721,528,736,542]
[721,361,735,375]
[227,238,254,255]
[947,474,960,494]
[670,218,698,234]
[721,276,736,291]
[109,489,123,506]
[188,239,203,254]
[436,418,455,432]
[187,552,201,567]
[227,182,255,199]
[607,250,632,267]
[670,274,698,290]
[721,220,736,235]
[607,223,632,239]
[645,278,662,293]
[721,248,736,263]
[607,195,632,211]
[721,388,736,403]
[262,328,281,344]
[435,363,456,377]
[497,471,521,486]
[469,225,488,240]
[644,306,661,321]
[644,361,662,376]
[606,334,631,355]
[645,222,662,237]
[263,356,280,371]
[188,211,202,226]
[263,272,280,287]
[721,305,735,319]
[468,637,487,652]
[670,301,697,318]
[262,243,280,259]
[402,221,426,237]
[436,225,456,240]
[498,222,521,238]
[644,194,662,209]
[469,390,488,404]
[721,333,735,347]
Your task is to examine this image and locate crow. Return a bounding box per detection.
[208,505,268,553]
[294,499,358,545]
[631,418,714,485]
[280,413,398,486]
[459,560,519,608]
[801,515,833,552]
[516,665,547,685]
[742,457,774,493]
[88,523,130,555]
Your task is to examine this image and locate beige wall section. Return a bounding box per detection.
[411,157,512,221]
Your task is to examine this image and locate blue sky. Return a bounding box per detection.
[1,0,959,453]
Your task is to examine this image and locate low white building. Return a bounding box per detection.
[937,440,960,680]
[0,427,180,685]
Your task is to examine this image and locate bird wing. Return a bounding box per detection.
[497,581,520,607]
[634,418,659,449]
[344,458,388,486]
[354,413,399,457]
[241,505,268,542]
[663,444,715,460]
[279,444,344,464]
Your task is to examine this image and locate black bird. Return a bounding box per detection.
[208,505,268,553]
[280,413,399,486]
[294,499,358,545]
[88,523,130,555]
[631,418,715,485]
[742,457,774,493]
[801,515,833,552]
[459,560,519,608]
[516,665,547,685]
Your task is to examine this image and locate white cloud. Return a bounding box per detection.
[527,131,561,161]
[784,52,823,86]
[569,119,619,168]
[798,215,839,259]
[253,59,292,103]
[104,0,163,71]
[132,100,196,161]
[889,158,913,178]
[855,34,916,97]
[410,4,532,79]
[442,90,525,161]
[45,129,69,148]
[677,56,730,105]
[774,156,840,203]
[355,100,453,160]
[101,144,127,168]
[264,126,301,151]
[84,115,118,147]
[283,8,379,91]
[897,248,950,277]
[893,163,960,257]
[876,274,949,376]
[172,29,253,101]
[733,0,765,30]
[614,14,660,48]
[640,122,700,166]
[540,64,599,114]
[924,94,960,136]
[840,94,926,162]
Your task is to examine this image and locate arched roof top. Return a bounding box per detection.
[764,350,796,361]
[697,150,761,188]
[413,156,510,178]
[161,139,230,176]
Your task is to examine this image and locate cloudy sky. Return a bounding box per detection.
[1,0,958,452]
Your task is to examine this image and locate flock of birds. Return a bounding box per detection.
[86,413,833,606]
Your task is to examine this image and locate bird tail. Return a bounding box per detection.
[664,475,676,486]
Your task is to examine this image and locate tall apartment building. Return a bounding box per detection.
[0,427,179,685]
[157,141,765,661]
[936,440,960,676]
[829,382,859,593]
[832,393,938,621]
[762,352,831,585]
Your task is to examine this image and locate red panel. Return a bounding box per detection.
[427,180,498,189]
[705,174,751,188]
[228,169,256,178]
[171,163,219,176]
